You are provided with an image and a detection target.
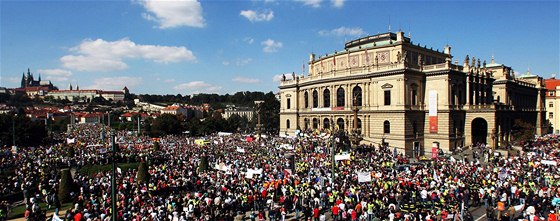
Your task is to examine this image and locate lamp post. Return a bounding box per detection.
[254,101,264,138]
[110,130,117,221]
[330,117,336,188]
[349,94,363,148]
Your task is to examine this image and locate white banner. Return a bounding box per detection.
[66,138,75,144]
[541,160,557,166]
[52,213,63,221]
[335,153,351,161]
[429,90,438,116]
[279,144,294,150]
[357,172,372,183]
[214,163,232,172]
[236,147,246,153]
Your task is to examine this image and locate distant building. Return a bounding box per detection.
[20,68,57,90]
[47,86,126,102]
[222,105,254,120]
[161,105,188,116]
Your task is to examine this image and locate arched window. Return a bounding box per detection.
[337,118,345,130]
[312,90,319,108]
[304,118,309,130]
[323,89,331,107]
[357,118,362,130]
[304,91,309,108]
[312,118,318,129]
[384,120,390,134]
[323,118,330,129]
[337,87,345,107]
[352,86,362,106]
[286,119,290,129]
[410,84,418,106]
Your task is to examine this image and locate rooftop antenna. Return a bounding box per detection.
[491,49,495,64]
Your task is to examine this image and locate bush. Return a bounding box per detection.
[198,156,208,173]
[67,145,75,158]
[58,169,73,203]
[153,142,160,152]
[136,162,149,184]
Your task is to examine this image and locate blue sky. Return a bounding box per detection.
[1,0,558,95]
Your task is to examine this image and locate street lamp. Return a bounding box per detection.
[254,101,264,138]
[110,130,117,221]
[349,94,363,148]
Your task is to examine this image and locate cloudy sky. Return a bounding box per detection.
[0,0,558,95]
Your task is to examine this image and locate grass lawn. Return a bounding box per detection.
[8,202,73,219]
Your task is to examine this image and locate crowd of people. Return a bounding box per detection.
[1,123,560,221]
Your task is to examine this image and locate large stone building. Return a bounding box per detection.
[278,31,546,155]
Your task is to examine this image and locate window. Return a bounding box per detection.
[410,84,418,106]
[312,90,318,108]
[550,102,554,108]
[287,98,291,109]
[550,112,554,119]
[286,119,290,129]
[304,118,309,129]
[384,121,391,134]
[323,118,330,129]
[357,118,362,130]
[337,118,345,130]
[337,87,345,107]
[384,90,391,105]
[312,118,318,129]
[304,91,309,108]
[323,89,331,107]
[352,86,362,106]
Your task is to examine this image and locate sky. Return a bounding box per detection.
[0,0,558,95]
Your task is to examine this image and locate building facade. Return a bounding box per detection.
[222,105,255,120]
[545,78,560,134]
[278,32,546,155]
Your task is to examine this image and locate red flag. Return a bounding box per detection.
[333,55,336,66]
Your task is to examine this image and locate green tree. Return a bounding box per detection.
[260,92,280,134]
[151,114,184,136]
[0,114,47,147]
[198,156,209,173]
[58,168,74,203]
[153,141,160,152]
[136,162,150,184]
[511,119,535,145]
[67,145,75,158]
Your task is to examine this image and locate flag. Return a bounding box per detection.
[66,138,75,144]
[52,213,63,221]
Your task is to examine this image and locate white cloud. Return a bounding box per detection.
[297,0,322,8]
[240,10,274,22]
[232,76,260,84]
[163,79,175,83]
[60,38,196,72]
[318,26,365,37]
[3,76,20,83]
[272,73,294,82]
[331,0,345,8]
[173,81,210,90]
[236,58,252,66]
[222,61,231,66]
[173,81,222,94]
[261,39,283,53]
[38,69,73,81]
[138,0,205,29]
[86,76,142,90]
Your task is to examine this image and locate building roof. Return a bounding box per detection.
[101,91,124,94]
[545,78,560,91]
